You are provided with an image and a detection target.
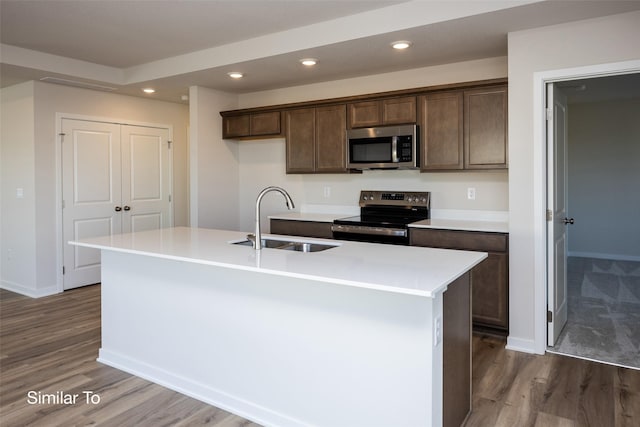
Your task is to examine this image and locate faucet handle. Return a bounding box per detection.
[246,233,257,249]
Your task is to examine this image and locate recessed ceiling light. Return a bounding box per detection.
[142,88,155,94]
[300,58,318,66]
[227,72,244,79]
[391,41,412,50]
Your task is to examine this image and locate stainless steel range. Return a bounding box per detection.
[332,190,430,245]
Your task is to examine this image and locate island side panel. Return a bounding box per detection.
[442,272,471,427]
[98,250,443,427]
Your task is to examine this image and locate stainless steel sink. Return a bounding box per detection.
[232,238,337,252]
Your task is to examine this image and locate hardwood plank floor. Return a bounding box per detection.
[1,285,639,426]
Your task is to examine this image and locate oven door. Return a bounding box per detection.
[331,224,409,245]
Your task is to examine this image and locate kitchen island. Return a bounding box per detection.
[71,227,486,427]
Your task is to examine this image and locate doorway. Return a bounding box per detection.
[61,118,173,290]
[546,73,640,369]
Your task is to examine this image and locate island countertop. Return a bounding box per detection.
[71,226,486,298]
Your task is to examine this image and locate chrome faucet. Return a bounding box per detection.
[252,186,295,250]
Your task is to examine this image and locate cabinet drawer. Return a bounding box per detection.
[410,228,507,252]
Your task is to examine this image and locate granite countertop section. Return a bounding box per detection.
[409,219,509,233]
[70,227,486,298]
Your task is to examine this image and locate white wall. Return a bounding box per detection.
[1,81,190,297]
[507,10,640,352]
[189,86,240,230]
[233,57,509,231]
[568,97,640,260]
[1,82,37,294]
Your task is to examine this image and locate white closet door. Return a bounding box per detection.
[62,120,173,290]
[62,119,122,290]
[120,125,172,233]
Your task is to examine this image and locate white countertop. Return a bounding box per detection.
[409,219,509,233]
[71,227,486,298]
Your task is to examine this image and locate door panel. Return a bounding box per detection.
[120,125,171,234]
[547,84,569,346]
[62,119,121,289]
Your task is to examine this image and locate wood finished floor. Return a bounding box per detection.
[1,285,639,427]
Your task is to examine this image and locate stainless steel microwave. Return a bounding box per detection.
[347,124,419,170]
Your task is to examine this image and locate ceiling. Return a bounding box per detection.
[2,0,640,104]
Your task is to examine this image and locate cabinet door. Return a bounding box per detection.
[382,96,416,125]
[419,92,464,171]
[316,105,347,172]
[223,115,250,138]
[250,111,281,136]
[464,86,508,169]
[348,100,380,128]
[286,108,316,173]
[472,252,508,330]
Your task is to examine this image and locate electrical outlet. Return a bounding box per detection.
[323,186,331,198]
[467,187,476,200]
[434,316,442,346]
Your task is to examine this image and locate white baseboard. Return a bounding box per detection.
[0,280,60,298]
[506,336,539,354]
[568,251,640,262]
[98,349,307,427]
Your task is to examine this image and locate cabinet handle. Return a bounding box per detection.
[123,205,131,211]
[115,206,122,212]
[563,217,575,225]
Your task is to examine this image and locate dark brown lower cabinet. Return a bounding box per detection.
[269,219,334,239]
[410,228,509,334]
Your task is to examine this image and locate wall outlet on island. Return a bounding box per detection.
[434,316,442,346]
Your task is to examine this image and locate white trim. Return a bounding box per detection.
[97,349,304,427]
[568,251,640,262]
[532,59,640,355]
[1,279,58,298]
[55,113,174,293]
[505,336,537,354]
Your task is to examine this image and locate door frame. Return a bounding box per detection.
[54,113,174,293]
[532,59,640,354]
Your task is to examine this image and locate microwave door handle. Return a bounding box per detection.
[391,136,399,163]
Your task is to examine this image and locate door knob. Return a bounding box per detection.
[563,217,575,225]
[123,206,131,211]
[115,206,122,212]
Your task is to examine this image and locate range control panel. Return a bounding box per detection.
[359,191,430,207]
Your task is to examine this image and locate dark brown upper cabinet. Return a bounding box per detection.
[419,91,464,170]
[222,111,281,139]
[464,86,508,170]
[286,105,347,174]
[348,96,416,128]
[420,85,507,171]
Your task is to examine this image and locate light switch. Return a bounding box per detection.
[16,188,24,199]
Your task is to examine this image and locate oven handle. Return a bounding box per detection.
[331,224,407,237]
